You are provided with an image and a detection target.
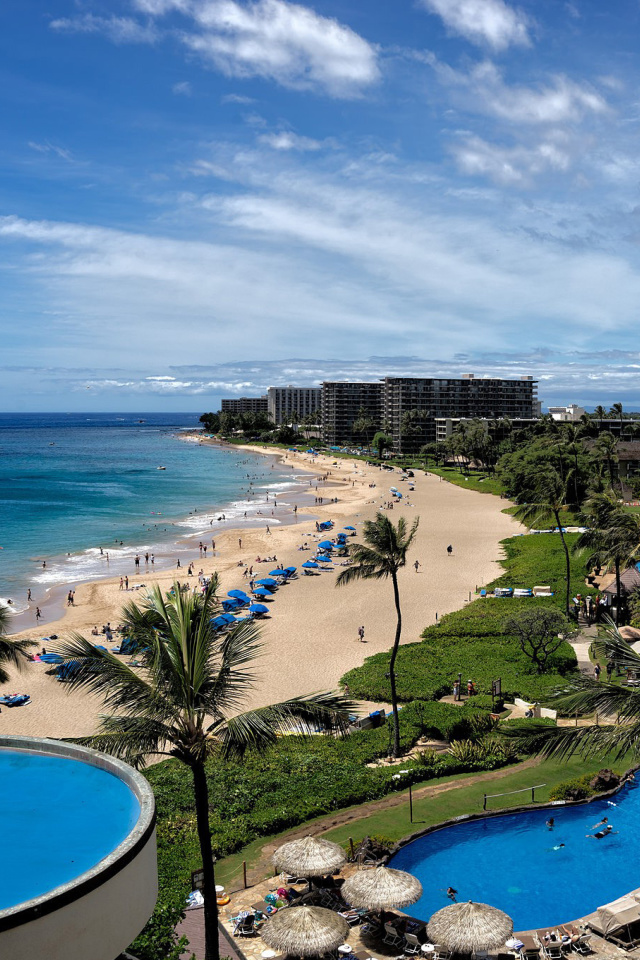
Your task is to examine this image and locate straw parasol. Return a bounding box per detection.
[273,836,346,878]
[342,866,423,910]
[427,901,513,954]
[261,906,349,957]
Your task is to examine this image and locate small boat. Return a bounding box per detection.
[157,466,166,470]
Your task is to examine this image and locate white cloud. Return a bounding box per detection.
[28,141,74,162]
[180,0,380,97]
[172,80,192,94]
[419,0,531,51]
[50,14,159,44]
[451,134,571,185]
[258,131,322,151]
[221,93,255,103]
[429,56,607,124]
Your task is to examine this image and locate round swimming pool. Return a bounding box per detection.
[388,782,640,931]
[0,747,141,910]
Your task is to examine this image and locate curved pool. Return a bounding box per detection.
[388,783,640,931]
[0,748,140,911]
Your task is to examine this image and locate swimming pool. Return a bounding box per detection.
[0,748,141,911]
[388,783,640,931]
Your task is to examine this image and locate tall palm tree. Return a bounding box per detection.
[53,581,351,960]
[594,431,619,491]
[513,468,572,616]
[336,513,419,757]
[594,404,608,421]
[0,607,36,683]
[577,495,640,624]
[611,402,624,435]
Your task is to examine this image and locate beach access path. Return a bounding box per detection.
[2,448,521,740]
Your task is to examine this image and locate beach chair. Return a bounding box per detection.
[383,922,403,948]
[520,936,541,960]
[404,932,422,954]
[571,936,592,955]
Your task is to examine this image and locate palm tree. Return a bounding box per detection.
[53,581,351,960]
[611,402,624,436]
[513,468,573,616]
[504,619,640,762]
[594,404,608,422]
[576,495,640,624]
[0,607,36,683]
[594,431,619,491]
[336,513,419,757]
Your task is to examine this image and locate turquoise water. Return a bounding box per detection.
[0,749,140,910]
[0,413,302,618]
[388,783,640,931]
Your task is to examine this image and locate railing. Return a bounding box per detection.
[482,783,547,810]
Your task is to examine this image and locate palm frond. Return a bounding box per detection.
[501,719,628,760]
[215,692,353,758]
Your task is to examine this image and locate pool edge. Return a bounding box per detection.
[0,735,156,933]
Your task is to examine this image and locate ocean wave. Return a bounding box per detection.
[31,544,153,586]
[0,597,28,615]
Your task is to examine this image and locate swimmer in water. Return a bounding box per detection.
[586,825,618,839]
[546,817,555,830]
[591,816,608,830]
[446,887,457,902]
[552,843,566,850]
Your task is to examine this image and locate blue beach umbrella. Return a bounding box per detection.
[270,569,287,577]
[284,566,296,574]
[222,598,244,611]
[344,526,356,531]
[318,540,334,549]
[302,561,318,569]
[249,603,269,614]
[316,556,332,563]
[252,587,273,597]
[228,589,250,600]
[256,578,277,586]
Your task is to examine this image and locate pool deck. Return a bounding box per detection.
[195,866,640,960]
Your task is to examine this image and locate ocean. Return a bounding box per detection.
[0,413,306,623]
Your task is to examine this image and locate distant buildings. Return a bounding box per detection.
[548,404,586,422]
[267,386,322,425]
[321,381,384,446]
[220,396,268,415]
[321,374,539,450]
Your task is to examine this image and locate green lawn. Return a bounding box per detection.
[423,465,504,496]
[502,504,583,528]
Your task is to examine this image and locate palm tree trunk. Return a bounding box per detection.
[191,759,219,960]
[388,570,402,757]
[615,558,622,626]
[554,509,571,617]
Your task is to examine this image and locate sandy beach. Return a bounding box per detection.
[2,446,521,740]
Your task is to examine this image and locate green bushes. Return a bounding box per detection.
[342,533,580,705]
[548,774,598,801]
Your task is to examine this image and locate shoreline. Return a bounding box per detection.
[4,437,321,633]
[2,445,523,741]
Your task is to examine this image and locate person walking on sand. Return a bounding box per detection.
[35,607,41,621]
[119,578,124,590]
[414,560,420,573]
[358,625,365,642]
[125,575,129,589]
[238,538,242,549]
[447,544,453,556]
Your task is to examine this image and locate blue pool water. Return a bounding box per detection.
[0,749,140,911]
[389,783,640,931]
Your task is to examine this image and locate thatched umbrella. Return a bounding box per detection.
[261,905,349,957]
[342,866,423,910]
[273,836,346,878]
[427,901,513,954]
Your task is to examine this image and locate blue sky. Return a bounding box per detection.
[3,0,640,411]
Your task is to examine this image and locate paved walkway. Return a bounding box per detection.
[177,912,245,960]
[571,619,597,677]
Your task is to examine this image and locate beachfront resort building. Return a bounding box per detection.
[221,396,268,414]
[321,381,384,446]
[548,404,586,422]
[267,386,322,425]
[321,375,539,450]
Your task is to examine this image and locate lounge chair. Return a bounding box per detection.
[404,932,422,954]
[383,922,403,948]
[572,936,592,955]
[520,935,541,960]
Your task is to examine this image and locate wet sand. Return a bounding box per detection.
[2,448,521,740]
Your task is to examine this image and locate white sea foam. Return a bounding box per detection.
[32,544,153,586]
[0,597,28,615]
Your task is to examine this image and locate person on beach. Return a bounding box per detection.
[239,538,242,549]
[447,544,453,556]
[27,589,31,602]
[414,560,420,573]
[36,607,41,621]
[125,576,129,589]
[358,625,365,642]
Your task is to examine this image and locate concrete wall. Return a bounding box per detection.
[0,736,158,960]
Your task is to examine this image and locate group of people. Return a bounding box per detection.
[546,813,620,845]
